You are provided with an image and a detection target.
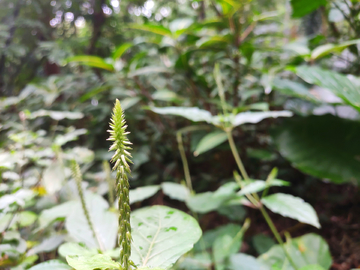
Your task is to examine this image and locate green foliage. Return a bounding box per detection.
[273,115,360,184]
[2,0,360,268]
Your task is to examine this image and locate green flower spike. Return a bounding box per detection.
[107,99,134,270]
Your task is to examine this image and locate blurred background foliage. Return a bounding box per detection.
[1,0,360,269]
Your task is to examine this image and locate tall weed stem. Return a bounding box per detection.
[226,129,298,270]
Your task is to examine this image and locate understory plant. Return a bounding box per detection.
[63,100,202,270]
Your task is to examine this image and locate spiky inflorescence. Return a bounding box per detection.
[107,99,133,270]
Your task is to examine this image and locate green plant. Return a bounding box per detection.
[62,100,202,270]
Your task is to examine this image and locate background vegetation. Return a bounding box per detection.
[1,0,360,269]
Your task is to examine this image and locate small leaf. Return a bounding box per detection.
[149,107,214,123]
[129,185,161,204]
[161,182,190,202]
[194,130,228,156]
[128,23,173,37]
[311,39,360,60]
[66,254,121,270]
[261,193,320,228]
[131,205,202,269]
[112,42,133,60]
[66,56,114,71]
[27,260,72,270]
[128,66,171,77]
[238,179,289,196]
[231,111,293,127]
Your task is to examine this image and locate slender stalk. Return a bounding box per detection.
[227,131,298,270]
[177,132,193,193]
[225,129,249,180]
[259,206,298,270]
[71,160,105,251]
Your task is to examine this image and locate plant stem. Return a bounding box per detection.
[177,132,193,193]
[259,206,298,270]
[227,131,298,270]
[226,129,249,180]
[71,160,105,251]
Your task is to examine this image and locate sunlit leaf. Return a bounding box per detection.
[66,56,114,72]
[112,42,133,60]
[128,24,172,37]
[261,193,320,228]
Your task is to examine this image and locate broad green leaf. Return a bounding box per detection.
[66,254,120,270]
[42,161,65,195]
[290,0,327,18]
[112,42,132,60]
[237,179,289,196]
[311,39,360,60]
[194,130,228,156]
[259,233,332,270]
[261,193,320,228]
[149,107,214,123]
[65,193,117,250]
[161,182,190,202]
[58,243,98,258]
[128,24,172,37]
[273,115,360,184]
[129,185,161,204]
[272,78,319,103]
[299,265,326,270]
[66,56,114,72]
[230,253,270,270]
[130,205,202,269]
[27,260,72,270]
[296,66,360,111]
